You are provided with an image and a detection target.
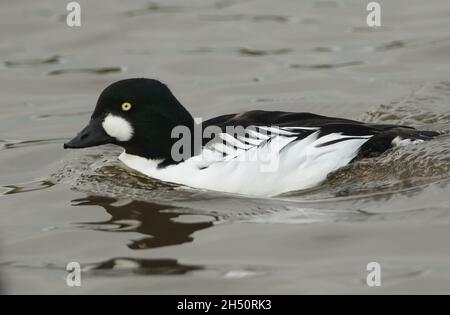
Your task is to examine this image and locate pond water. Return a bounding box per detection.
[1,0,450,294]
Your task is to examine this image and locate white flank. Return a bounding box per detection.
[118,127,373,196]
[102,114,134,142]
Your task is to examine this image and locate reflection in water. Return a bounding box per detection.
[0,138,66,150]
[125,2,183,17]
[4,55,61,67]
[32,111,91,121]
[200,13,293,23]
[0,257,203,277]
[72,196,215,250]
[290,61,363,69]
[89,257,203,276]
[376,40,405,51]
[1,179,55,196]
[238,47,292,56]
[48,67,124,76]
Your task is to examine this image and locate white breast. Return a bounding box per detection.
[118,128,372,196]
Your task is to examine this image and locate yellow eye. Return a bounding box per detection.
[121,102,132,112]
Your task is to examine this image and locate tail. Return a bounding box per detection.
[355,127,445,161]
[391,129,444,147]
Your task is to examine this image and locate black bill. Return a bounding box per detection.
[64,119,113,149]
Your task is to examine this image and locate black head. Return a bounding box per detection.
[64,79,195,162]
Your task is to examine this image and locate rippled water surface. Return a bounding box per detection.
[1,0,450,294]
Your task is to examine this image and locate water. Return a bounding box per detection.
[1,0,450,294]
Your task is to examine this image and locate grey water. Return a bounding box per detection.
[1,0,450,294]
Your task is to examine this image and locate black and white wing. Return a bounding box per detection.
[197,110,441,169]
[205,125,317,158]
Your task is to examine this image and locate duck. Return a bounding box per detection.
[64,78,441,196]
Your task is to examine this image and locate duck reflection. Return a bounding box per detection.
[72,196,215,250]
[89,257,203,276]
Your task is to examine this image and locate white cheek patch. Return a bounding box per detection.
[102,114,134,142]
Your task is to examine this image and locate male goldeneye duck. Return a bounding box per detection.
[64,78,441,196]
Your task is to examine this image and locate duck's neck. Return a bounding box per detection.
[122,110,199,167]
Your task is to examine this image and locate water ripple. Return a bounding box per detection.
[48,67,124,76]
[1,179,55,196]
